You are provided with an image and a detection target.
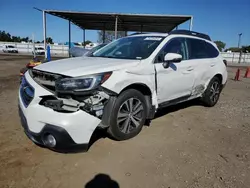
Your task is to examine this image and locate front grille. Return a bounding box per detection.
[20,77,34,107]
[30,69,64,92]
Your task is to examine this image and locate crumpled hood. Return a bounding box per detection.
[34,56,141,77]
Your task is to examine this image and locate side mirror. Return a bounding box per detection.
[163,53,182,68]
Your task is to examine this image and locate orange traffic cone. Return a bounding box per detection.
[244,67,250,78]
[234,68,241,81]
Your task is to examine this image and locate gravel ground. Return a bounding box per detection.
[0,54,249,188]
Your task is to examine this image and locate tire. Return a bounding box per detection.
[201,77,222,107]
[107,89,147,141]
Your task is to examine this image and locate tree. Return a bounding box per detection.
[41,37,54,44]
[97,30,126,43]
[21,37,29,42]
[242,45,250,53]
[46,37,53,44]
[225,47,241,52]
[82,40,92,46]
[0,30,12,41]
[214,41,226,52]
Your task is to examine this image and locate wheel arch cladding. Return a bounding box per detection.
[205,73,223,89]
[120,83,152,96]
[120,83,155,119]
[214,74,223,84]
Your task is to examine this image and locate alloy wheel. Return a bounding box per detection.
[117,98,144,134]
[210,81,220,103]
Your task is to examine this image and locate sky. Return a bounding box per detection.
[0,0,249,48]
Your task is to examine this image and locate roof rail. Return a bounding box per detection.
[129,32,147,36]
[169,30,211,41]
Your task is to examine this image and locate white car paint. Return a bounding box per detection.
[19,72,101,144]
[19,32,228,149]
[36,56,141,76]
[2,45,18,53]
[33,47,45,55]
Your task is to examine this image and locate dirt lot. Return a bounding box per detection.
[0,54,249,188]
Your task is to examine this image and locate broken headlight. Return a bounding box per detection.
[55,72,112,92]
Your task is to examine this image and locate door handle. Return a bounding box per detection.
[210,63,215,67]
[186,66,194,71]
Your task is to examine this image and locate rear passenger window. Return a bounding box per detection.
[187,38,219,59]
[187,38,208,59]
[205,42,219,58]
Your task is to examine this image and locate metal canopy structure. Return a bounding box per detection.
[45,10,193,33]
[35,8,193,58]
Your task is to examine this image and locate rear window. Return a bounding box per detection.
[205,42,219,58]
[187,38,219,59]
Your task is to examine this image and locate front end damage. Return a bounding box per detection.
[19,69,118,152]
[30,69,117,123]
[39,88,115,126]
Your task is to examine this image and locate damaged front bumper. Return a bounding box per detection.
[18,72,114,151]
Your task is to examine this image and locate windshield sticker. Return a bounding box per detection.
[144,37,162,41]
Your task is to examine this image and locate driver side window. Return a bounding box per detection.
[156,38,187,63]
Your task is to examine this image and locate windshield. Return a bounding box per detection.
[90,43,107,53]
[92,36,164,60]
[7,46,15,48]
[38,47,44,50]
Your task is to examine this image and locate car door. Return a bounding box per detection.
[154,37,195,104]
[185,38,219,96]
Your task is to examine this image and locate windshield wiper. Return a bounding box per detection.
[94,55,115,58]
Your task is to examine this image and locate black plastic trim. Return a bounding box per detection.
[158,95,190,109]
[169,30,211,41]
[101,96,117,127]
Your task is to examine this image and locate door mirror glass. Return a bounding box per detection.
[162,53,182,68]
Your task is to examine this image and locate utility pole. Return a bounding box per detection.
[238,33,242,48]
[32,33,36,58]
[238,33,242,64]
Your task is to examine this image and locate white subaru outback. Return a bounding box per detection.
[18,30,227,151]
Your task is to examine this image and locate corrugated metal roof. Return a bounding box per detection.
[44,10,192,33]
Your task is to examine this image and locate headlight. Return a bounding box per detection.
[55,72,112,92]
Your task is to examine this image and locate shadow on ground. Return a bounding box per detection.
[154,99,203,119]
[50,99,203,153]
[84,174,119,188]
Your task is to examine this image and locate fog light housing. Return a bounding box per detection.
[43,134,56,148]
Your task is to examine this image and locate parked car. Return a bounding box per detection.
[18,30,227,151]
[32,47,45,55]
[2,45,18,53]
[69,43,107,57]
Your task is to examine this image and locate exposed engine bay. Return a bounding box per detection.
[40,91,110,119]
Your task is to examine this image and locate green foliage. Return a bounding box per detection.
[97,30,126,43]
[225,46,250,53]
[214,41,226,52]
[225,47,241,52]
[41,37,54,44]
[0,30,55,44]
[82,40,92,46]
[242,45,250,53]
[0,30,30,42]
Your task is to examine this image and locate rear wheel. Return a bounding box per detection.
[108,89,147,140]
[201,77,222,107]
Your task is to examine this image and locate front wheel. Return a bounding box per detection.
[201,77,222,107]
[108,89,147,141]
